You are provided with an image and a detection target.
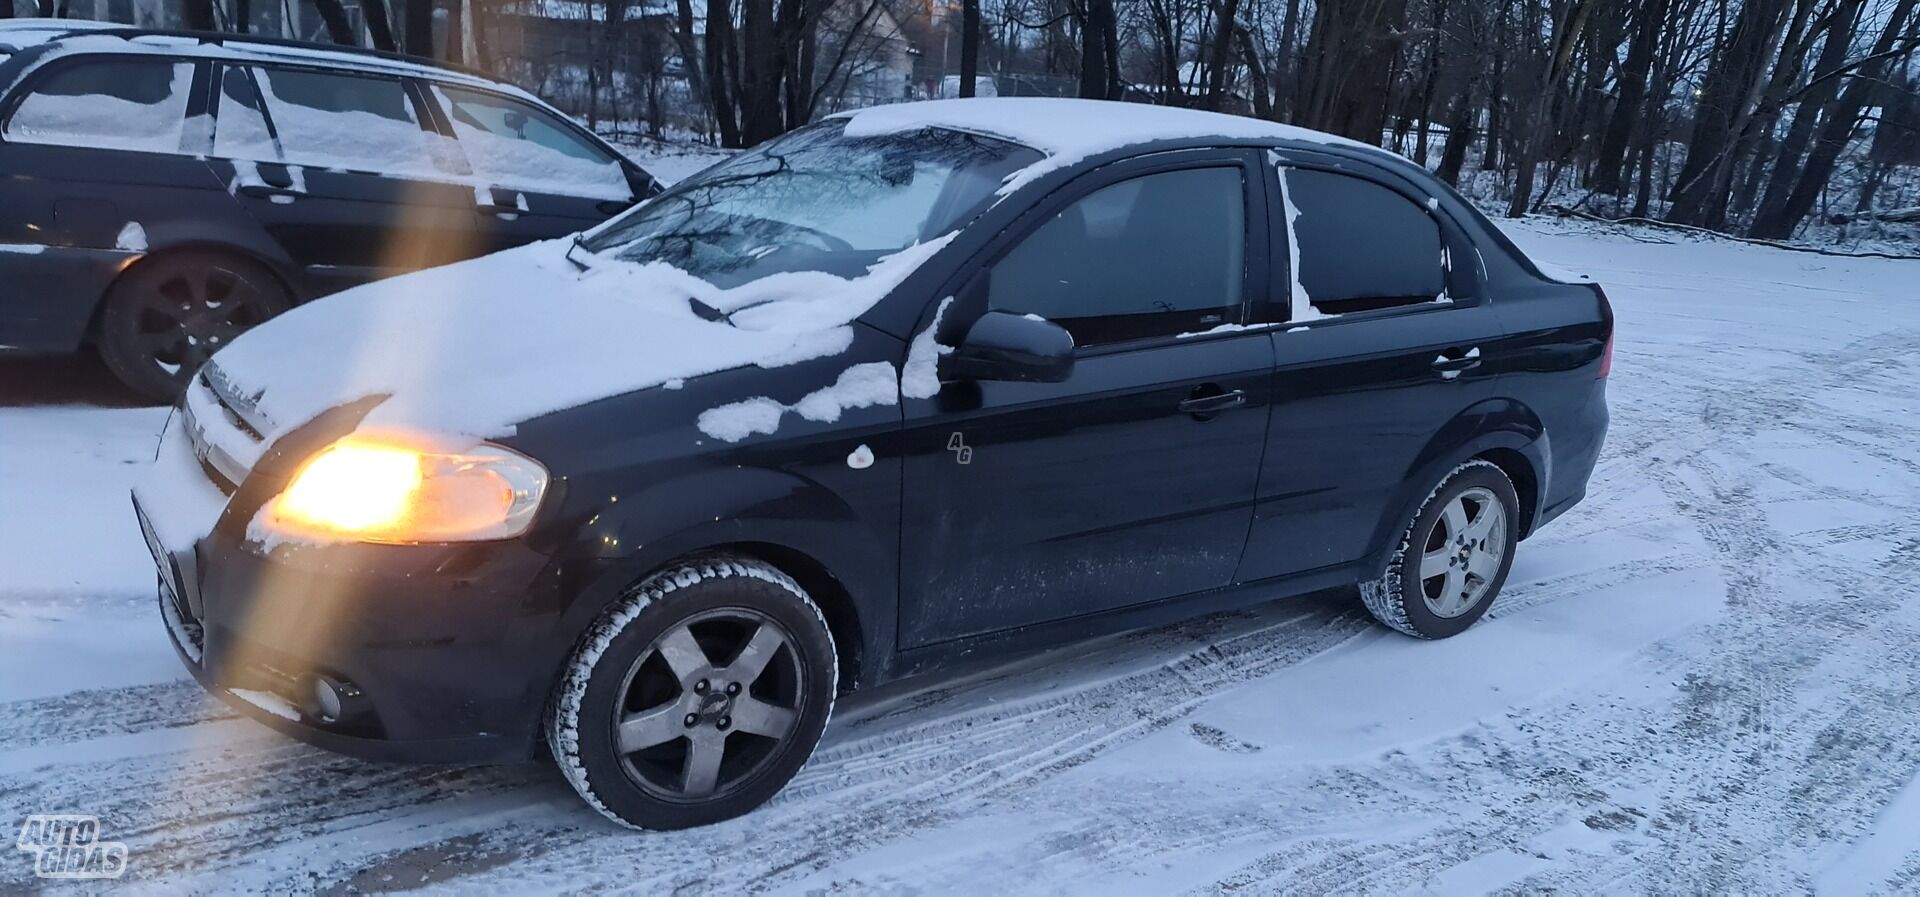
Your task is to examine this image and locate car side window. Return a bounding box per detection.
[431,84,630,200]
[4,59,194,154]
[212,67,279,161]
[248,67,456,180]
[989,166,1246,348]
[1283,167,1445,315]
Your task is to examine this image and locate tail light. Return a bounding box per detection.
[1595,286,1614,379]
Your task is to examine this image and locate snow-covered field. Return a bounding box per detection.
[2,215,1918,893]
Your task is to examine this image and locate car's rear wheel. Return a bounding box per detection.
[1360,460,1519,639]
[548,556,837,830]
[97,252,291,403]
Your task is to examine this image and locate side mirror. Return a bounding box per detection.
[624,164,663,201]
[943,311,1075,383]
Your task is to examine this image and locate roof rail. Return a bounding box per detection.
[42,27,498,81]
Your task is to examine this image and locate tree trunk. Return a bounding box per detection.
[1750,0,1864,235]
[1508,0,1600,217]
[959,0,981,97]
[1631,117,1658,217]
[1592,0,1668,195]
[1411,0,1448,165]
[182,0,217,29]
[705,0,743,146]
[1274,0,1301,118]
[1484,0,1508,171]
[673,0,715,132]
[738,0,785,144]
[1078,0,1118,99]
[1202,0,1244,110]
[310,0,359,45]
[1666,0,1796,227]
[1434,70,1476,185]
[405,0,435,57]
[1854,160,1890,212]
[1751,0,1916,239]
[365,0,398,52]
[1236,23,1271,118]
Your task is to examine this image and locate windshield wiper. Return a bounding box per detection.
[687,296,733,325]
[564,234,593,271]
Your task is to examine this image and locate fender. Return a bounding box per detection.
[135,226,303,279]
[1362,397,1550,574]
[544,463,896,689]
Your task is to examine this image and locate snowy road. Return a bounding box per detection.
[3,218,1919,893]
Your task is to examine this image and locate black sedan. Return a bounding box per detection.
[0,24,658,400]
[133,98,1611,830]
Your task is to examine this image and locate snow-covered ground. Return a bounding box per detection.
[3,213,1919,893]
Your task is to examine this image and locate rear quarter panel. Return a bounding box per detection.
[1486,279,1611,523]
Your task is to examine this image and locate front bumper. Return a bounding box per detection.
[148,524,564,764]
[134,411,573,764]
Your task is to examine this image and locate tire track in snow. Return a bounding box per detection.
[0,680,232,753]
[330,603,1378,893]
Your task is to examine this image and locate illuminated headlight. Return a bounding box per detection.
[260,437,548,543]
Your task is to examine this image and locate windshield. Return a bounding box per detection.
[582,120,1043,288]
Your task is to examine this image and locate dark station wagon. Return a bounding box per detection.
[0,23,658,399]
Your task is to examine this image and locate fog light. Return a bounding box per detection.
[302,674,360,723]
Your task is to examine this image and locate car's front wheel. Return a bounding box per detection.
[548,556,838,830]
[1360,459,1520,639]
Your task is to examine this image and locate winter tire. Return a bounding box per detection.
[1360,459,1519,639]
[547,556,838,830]
[98,252,292,403]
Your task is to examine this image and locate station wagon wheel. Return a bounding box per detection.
[1360,460,1520,639]
[97,252,291,403]
[548,556,838,830]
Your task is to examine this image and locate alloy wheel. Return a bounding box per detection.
[124,263,279,385]
[1416,485,1508,618]
[612,607,806,802]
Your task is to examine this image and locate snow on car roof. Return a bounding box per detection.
[0,18,116,53]
[834,98,1400,194]
[4,29,534,102]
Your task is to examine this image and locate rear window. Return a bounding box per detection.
[249,67,457,179]
[212,66,278,161]
[432,85,630,200]
[5,58,193,154]
[1284,168,1445,314]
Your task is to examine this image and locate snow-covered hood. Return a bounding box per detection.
[207,236,948,450]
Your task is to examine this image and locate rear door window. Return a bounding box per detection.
[4,59,195,153]
[989,166,1247,347]
[430,84,630,200]
[212,66,279,161]
[249,67,456,180]
[1282,167,1446,315]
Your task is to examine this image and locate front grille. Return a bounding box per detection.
[184,368,270,493]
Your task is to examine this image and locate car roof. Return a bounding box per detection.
[832,98,1399,167]
[0,17,117,52]
[1,25,534,101]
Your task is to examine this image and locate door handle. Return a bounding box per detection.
[1431,347,1483,379]
[237,184,300,200]
[478,187,524,215]
[1178,387,1247,416]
